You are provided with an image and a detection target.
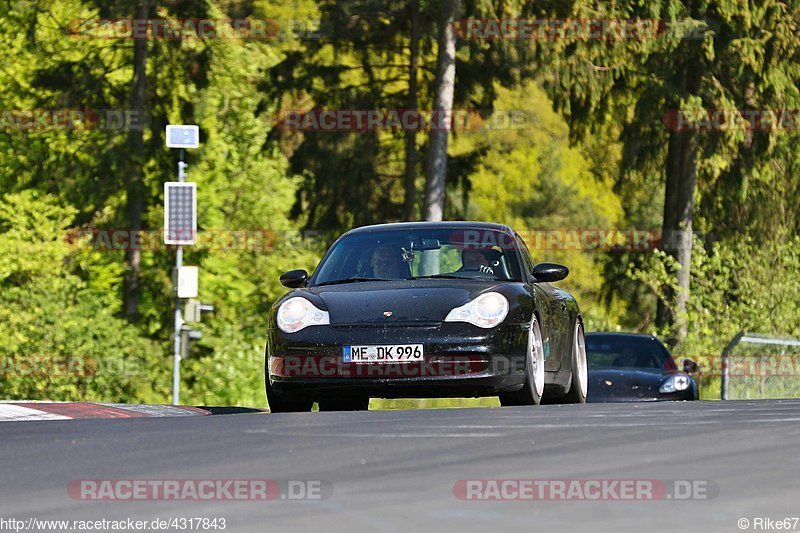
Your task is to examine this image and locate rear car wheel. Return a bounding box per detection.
[499,315,544,406]
[265,375,313,413]
[562,320,588,403]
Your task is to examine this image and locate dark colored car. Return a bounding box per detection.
[586,332,698,402]
[265,221,588,411]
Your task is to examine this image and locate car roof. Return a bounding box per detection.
[345,221,514,235]
[586,332,660,341]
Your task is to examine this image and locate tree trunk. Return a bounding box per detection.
[123,0,149,322]
[422,0,459,221]
[655,1,704,345]
[657,128,699,343]
[402,0,421,220]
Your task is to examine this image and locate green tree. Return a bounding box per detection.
[0,191,168,401]
[537,0,800,343]
[455,82,625,328]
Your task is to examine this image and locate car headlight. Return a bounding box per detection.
[659,373,691,393]
[445,292,509,329]
[277,297,330,333]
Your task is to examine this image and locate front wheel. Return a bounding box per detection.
[265,375,313,413]
[562,320,588,403]
[499,315,545,406]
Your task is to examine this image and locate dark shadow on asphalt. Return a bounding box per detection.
[198,406,267,415]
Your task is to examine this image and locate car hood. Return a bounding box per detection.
[305,279,508,325]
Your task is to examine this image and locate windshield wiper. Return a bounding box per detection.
[315,277,393,286]
[410,274,475,280]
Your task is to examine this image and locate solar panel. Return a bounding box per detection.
[165,125,200,148]
[164,182,197,245]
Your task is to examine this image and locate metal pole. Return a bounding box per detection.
[721,331,743,401]
[172,148,186,405]
[721,349,728,401]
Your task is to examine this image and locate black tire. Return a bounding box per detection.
[562,320,588,404]
[265,376,313,413]
[318,397,370,411]
[499,315,545,406]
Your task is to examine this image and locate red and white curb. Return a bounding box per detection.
[0,402,213,422]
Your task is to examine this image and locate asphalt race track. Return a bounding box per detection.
[2,400,800,532]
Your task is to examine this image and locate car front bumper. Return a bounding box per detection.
[266,322,529,399]
[587,389,699,402]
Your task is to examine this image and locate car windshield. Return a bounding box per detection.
[312,227,523,285]
[586,336,673,370]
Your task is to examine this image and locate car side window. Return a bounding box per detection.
[514,233,535,278]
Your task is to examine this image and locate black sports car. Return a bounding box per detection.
[586,332,699,402]
[265,221,588,411]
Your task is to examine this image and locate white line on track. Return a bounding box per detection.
[0,404,70,422]
[243,430,508,437]
[100,403,207,417]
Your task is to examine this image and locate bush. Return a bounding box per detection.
[0,191,169,402]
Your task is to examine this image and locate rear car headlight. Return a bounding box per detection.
[659,373,691,393]
[445,292,509,329]
[277,297,330,333]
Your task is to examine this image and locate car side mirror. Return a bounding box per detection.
[532,263,569,282]
[683,358,698,373]
[280,269,308,288]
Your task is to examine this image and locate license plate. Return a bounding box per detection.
[343,344,423,363]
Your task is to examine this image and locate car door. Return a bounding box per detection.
[514,233,564,371]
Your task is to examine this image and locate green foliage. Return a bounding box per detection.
[628,234,800,352]
[682,236,800,355]
[626,234,800,398]
[169,27,321,406]
[1,0,799,409]
[0,191,167,402]
[454,82,627,330]
[0,0,316,406]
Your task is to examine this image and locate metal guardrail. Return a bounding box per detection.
[721,332,800,400]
